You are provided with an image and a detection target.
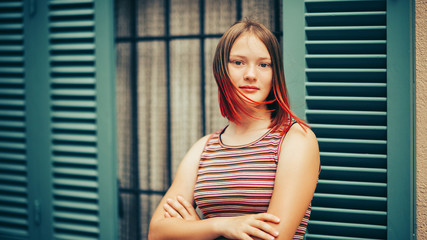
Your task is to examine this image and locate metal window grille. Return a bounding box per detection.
[114,0,281,239]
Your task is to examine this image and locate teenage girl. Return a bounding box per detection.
[149,19,320,240]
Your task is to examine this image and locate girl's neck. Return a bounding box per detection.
[221,117,271,146]
[226,113,271,135]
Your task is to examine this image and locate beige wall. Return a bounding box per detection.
[416,0,427,239]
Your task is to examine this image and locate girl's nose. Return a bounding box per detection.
[244,65,256,81]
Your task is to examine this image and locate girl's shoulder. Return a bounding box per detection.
[282,123,318,151]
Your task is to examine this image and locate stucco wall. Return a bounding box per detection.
[416,0,427,239]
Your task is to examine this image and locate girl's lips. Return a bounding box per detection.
[239,86,259,93]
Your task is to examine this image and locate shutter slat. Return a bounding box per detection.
[54,212,98,223]
[0,195,27,204]
[308,220,386,239]
[50,21,95,28]
[306,68,385,73]
[317,180,386,197]
[54,234,97,240]
[0,184,27,194]
[313,193,386,211]
[54,200,99,211]
[306,54,386,68]
[306,82,386,97]
[51,89,96,96]
[0,46,23,51]
[320,152,386,169]
[52,156,97,166]
[0,152,25,161]
[0,56,24,62]
[0,130,25,139]
[51,66,96,73]
[52,145,97,154]
[305,12,385,27]
[306,110,386,125]
[49,32,94,38]
[311,124,386,140]
[49,9,95,17]
[0,174,26,183]
[52,122,96,131]
[306,40,386,54]
[51,112,96,119]
[52,100,96,108]
[53,167,97,177]
[50,55,95,61]
[311,207,386,226]
[305,26,386,40]
[320,166,386,182]
[0,2,23,8]
[52,134,97,142]
[0,120,25,128]
[0,78,24,85]
[54,222,99,234]
[0,35,23,41]
[0,23,23,30]
[50,0,94,5]
[0,142,25,150]
[53,179,98,189]
[53,189,98,199]
[0,67,24,74]
[0,89,25,96]
[0,100,25,108]
[0,110,25,118]
[0,163,26,172]
[50,44,95,51]
[306,96,386,111]
[0,13,22,19]
[51,77,96,84]
[0,205,27,215]
[0,216,28,226]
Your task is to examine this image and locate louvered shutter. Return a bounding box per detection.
[47,0,118,239]
[0,1,30,239]
[284,0,414,239]
[1,0,118,239]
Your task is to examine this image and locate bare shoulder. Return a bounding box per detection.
[285,123,318,145]
[279,123,319,166]
[180,134,212,165]
[188,134,211,154]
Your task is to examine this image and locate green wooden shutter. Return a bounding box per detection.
[48,0,117,239]
[0,0,118,239]
[284,0,415,239]
[0,1,30,239]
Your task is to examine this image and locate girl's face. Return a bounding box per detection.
[227,33,273,108]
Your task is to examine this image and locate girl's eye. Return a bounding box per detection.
[260,63,271,68]
[233,60,242,65]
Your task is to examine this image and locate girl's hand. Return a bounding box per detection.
[217,213,280,240]
[163,195,200,221]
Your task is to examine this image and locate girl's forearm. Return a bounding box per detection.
[148,217,222,240]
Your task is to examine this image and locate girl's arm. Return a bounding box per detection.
[148,136,280,240]
[265,124,320,240]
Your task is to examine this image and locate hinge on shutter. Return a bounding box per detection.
[29,0,37,17]
[34,200,41,226]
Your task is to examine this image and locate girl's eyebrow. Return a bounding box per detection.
[229,55,271,61]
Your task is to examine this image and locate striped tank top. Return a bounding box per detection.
[194,125,311,239]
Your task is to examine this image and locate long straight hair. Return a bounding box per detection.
[213,19,308,133]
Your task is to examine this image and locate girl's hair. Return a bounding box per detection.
[213,19,308,133]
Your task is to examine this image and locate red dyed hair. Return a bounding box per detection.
[213,19,308,133]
